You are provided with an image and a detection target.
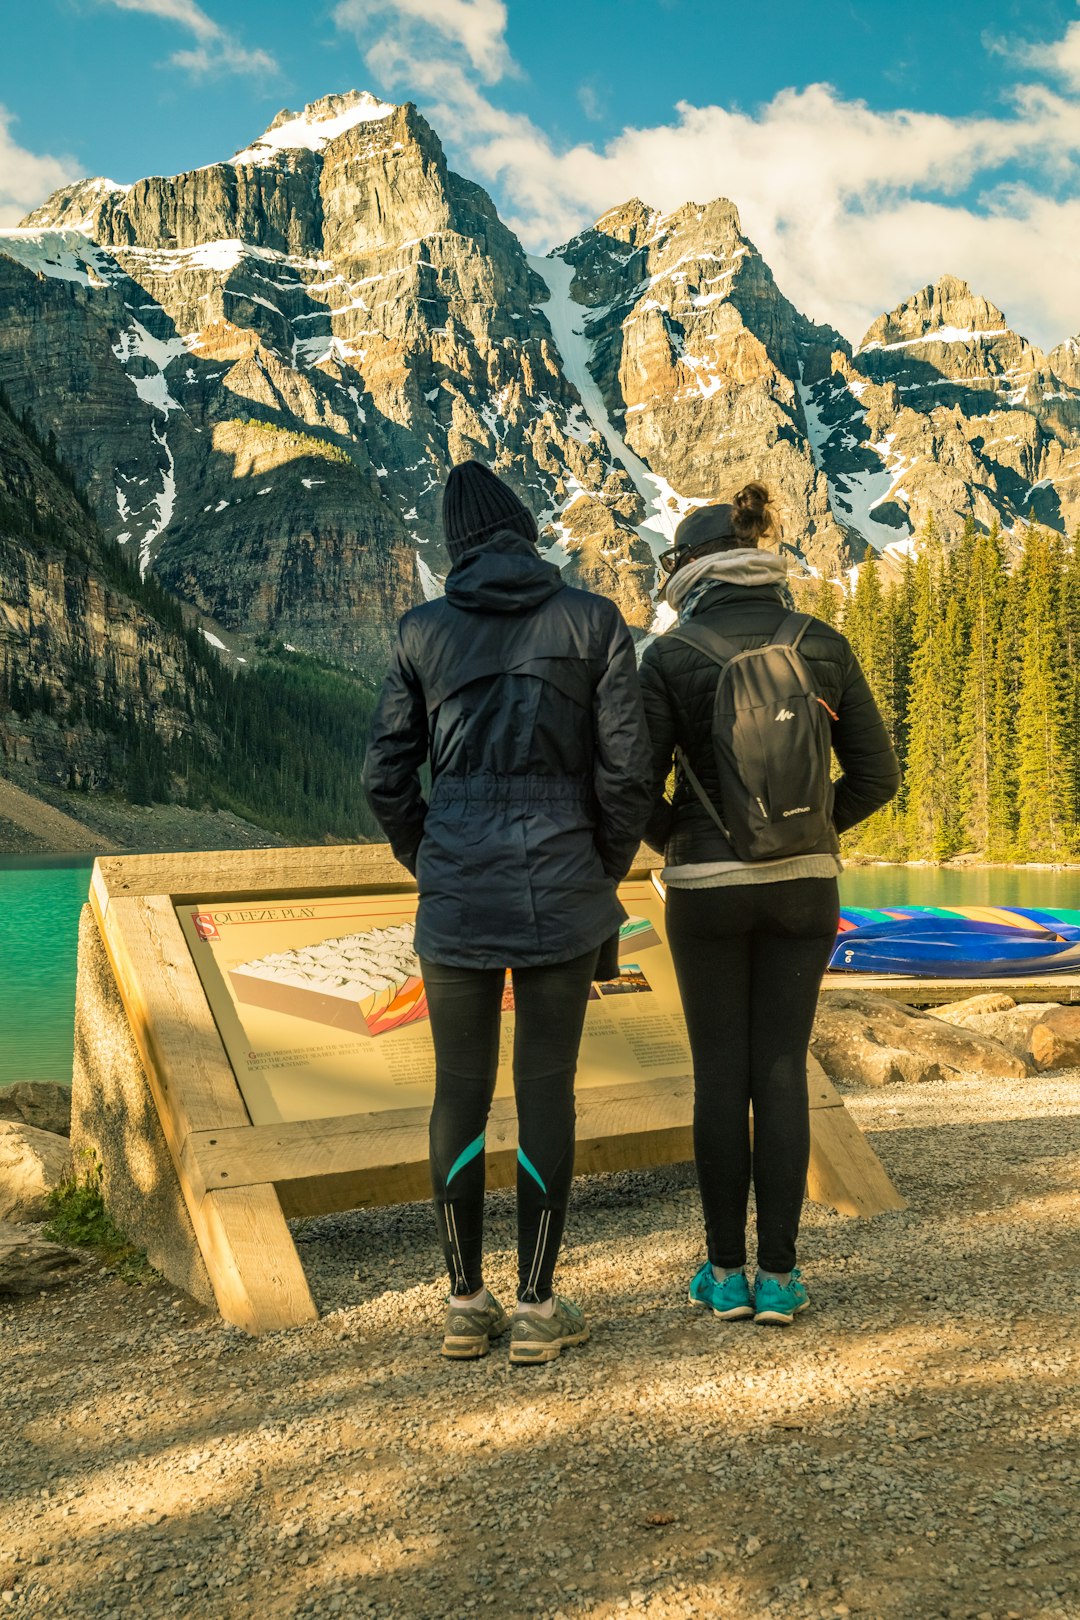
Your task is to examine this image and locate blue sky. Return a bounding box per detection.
[2,0,1079,345]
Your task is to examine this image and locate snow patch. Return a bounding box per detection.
[201,629,227,651]
[231,94,395,166]
[0,228,116,288]
[859,326,1010,356]
[139,422,175,577]
[529,253,707,578]
[416,553,443,601]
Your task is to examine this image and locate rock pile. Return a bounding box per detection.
[937,994,1080,1072]
[811,990,1031,1086]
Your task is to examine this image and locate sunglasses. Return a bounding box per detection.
[657,536,735,576]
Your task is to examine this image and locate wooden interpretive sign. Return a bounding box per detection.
[86,844,904,1335]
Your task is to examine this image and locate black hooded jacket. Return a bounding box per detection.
[362,534,652,967]
[639,579,901,864]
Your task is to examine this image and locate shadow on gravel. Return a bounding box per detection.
[4,1108,1078,1619]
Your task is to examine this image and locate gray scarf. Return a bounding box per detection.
[662,547,794,622]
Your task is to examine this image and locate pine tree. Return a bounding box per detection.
[904,519,963,858]
[1060,526,1080,830]
[957,522,1004,854]
[1014,525,1073,859]
[810,575,841,628]
[840,549,904,854]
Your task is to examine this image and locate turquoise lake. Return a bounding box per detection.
[0,856,1077,1086]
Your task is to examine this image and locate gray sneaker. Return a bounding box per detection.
[508,1296,590,1365]
[440,1293,509,1359]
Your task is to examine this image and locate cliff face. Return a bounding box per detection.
[0,404,200,793]
[3,87,1080,674]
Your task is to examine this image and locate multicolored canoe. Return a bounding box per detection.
[830,906,1080,978]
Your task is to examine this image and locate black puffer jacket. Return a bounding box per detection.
[639,580,901,863]
[362,533,652,967]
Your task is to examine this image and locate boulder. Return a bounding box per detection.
[0,1121,69,1223]
[951,1004,1061,1066]
[0,1081,71,1137]
[0,1220,90,1297]
[1029,1006,1080,1071]
[812,991,1031,1087]
[934,993,1017,1025]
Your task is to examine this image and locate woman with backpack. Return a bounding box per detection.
[363,459,651,1363]
[639,483,900,1326]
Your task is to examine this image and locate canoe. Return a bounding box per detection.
[829,905,1080,978]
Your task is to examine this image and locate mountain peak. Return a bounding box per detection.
[230,89,398,167]
[591,198,657,245]
[859,276,1011,353]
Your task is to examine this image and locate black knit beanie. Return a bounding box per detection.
[442,460,539,562]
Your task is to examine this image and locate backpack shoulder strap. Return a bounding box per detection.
[674,746,731,839]
[666,621,741,668]
[771,611,813,652]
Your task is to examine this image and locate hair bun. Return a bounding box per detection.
[731,481,773,543]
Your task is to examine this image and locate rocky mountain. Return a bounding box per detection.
[2,88,1079,679]
[800,275,1080,569]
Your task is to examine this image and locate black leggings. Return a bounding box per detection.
[420,949,599,1303]
[665,879,839,1274]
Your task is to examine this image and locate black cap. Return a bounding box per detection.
[671,502,736,557]
[442,460,539,562]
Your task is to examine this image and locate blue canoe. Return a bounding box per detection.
[830,905,1080,978]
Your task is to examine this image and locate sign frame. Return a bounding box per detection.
[87,843,904,1335]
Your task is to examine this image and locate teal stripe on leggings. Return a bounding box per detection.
[445,1133,486,1186]
[517,1147,548,1194]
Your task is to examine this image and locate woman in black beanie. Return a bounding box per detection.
[363,460,651,1363]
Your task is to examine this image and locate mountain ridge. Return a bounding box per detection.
[2,87,1078,675]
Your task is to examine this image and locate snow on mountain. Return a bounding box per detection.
[229,91,396,166]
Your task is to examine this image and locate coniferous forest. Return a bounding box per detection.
[795,518,1080,864]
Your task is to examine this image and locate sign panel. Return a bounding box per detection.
[176,877,692,1126]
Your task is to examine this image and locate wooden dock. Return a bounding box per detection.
[821,971,1080,1005]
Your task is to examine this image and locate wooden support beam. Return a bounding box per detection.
[182,1061,904,1224]
[804,1057,906,1218]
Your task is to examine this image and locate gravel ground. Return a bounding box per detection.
[2,1072,1078,1620]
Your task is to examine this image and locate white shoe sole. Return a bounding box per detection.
[688,1290,754,1321]
[754,1301,810,1326]
[508,1326,590,1364]
[441,1335,493,1359]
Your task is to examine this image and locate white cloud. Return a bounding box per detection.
[340,4,1080,349]
[1012,12,1080,93]
[334,0,512,83]
[0,107,82,226]
[101,0,277,77]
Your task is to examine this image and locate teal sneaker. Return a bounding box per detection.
[440,1292,509,1359]
[753,1269,809,1326]
[688,1262,754,1320]
[508,1296,589,1364]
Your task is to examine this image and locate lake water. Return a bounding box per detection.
[0,855,1077,1086]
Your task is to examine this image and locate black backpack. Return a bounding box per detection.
[667,611,835,862]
